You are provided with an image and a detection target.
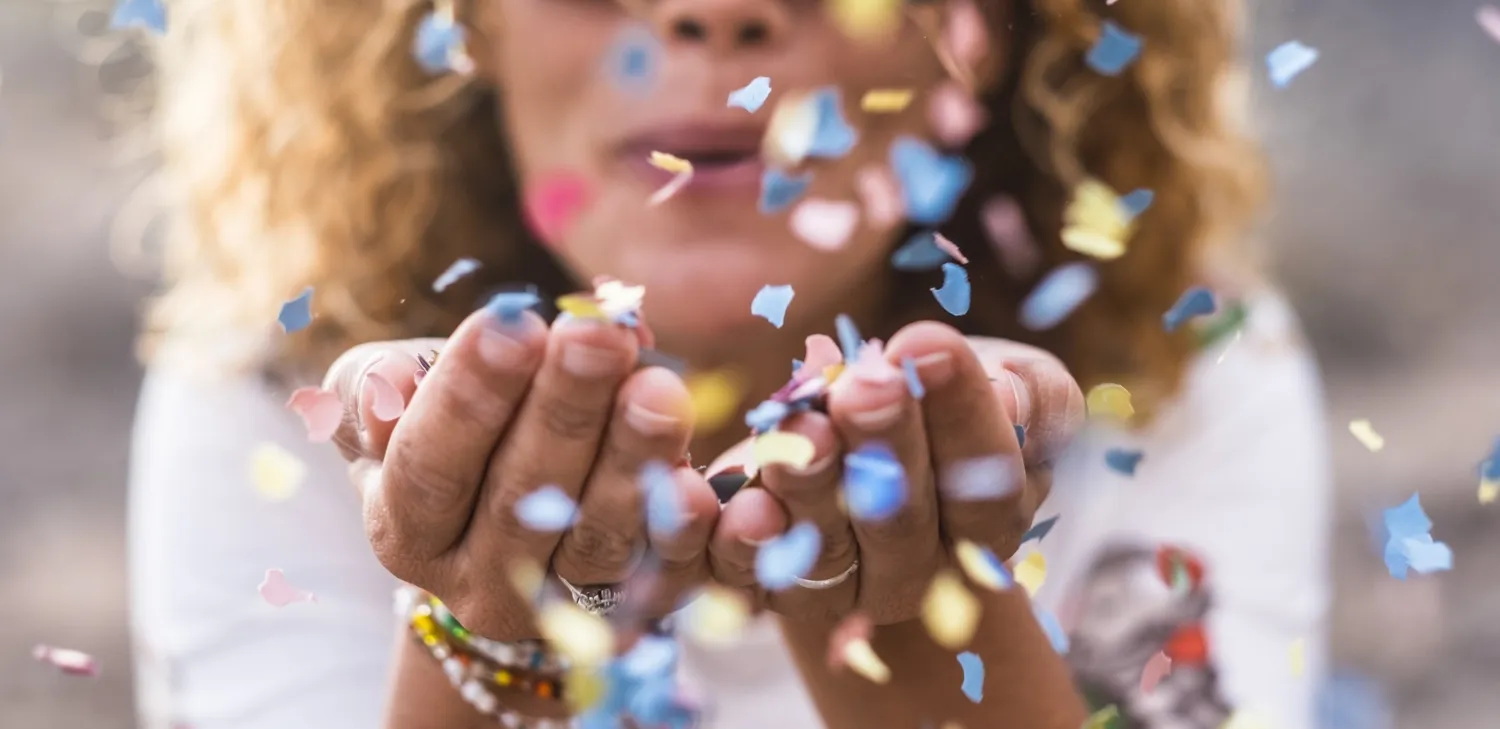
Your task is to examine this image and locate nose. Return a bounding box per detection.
[651,0,789,52]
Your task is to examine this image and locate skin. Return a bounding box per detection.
[325,0,1089,726]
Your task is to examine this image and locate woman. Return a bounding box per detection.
[128,0,1330,727]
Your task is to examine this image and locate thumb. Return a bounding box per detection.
[963,336,1084,464]
[322,338,444,462]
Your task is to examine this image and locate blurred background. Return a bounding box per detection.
[1,0,1497,726]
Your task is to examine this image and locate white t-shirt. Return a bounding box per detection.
[129,294,1330,729]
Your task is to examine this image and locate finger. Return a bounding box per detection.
[468,315,641,571]
[886,322,1031,560]
[553,367,693,585]
[708,487,788,588]
[367,302,548,567]
[759,411,858,620]
[324,338,443,461]
[638,466,722,616]
[825,346,941,624]
[963,337,1083,464]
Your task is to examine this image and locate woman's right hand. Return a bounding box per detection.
[322,298,723,641]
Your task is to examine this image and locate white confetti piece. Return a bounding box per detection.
[790,199,860,251]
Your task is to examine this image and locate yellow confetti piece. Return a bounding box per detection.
[1086,383,1135,420]
[1082,705,1120,729]
[563,665,607,712]
[921,570,981,650]
[250,443,306,501]
[506,558,545,602]
[954,539,1009,591]
[1060,228,1126,260]
[686,371,742,433]
[861,88,914,113]
[763,91,817,168]
[648,151,692,175]
[1348,419,1384,452]
[1062,179,1133,261]
[556,293,606,320]
[1013,551,1047,597]
[1289,638,1305,677]
[1480,478,1498,505]
[828,0,903,42]
[841,638,892,684]
[822,362,846,384]
[753,430,817,471]
[537,603,615,667]
[683,587,750,648]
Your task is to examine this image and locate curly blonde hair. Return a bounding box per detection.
[141,0,1264,410]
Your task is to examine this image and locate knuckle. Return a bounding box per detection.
[562,518,640,570]
[539,396,607,441]
[860,502,935,543]
[384,453,473,519]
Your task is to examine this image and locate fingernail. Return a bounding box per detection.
[626,402,680,436]
[738,535,771,547]
[849,401,904,430]
[1006,369,1032,425]
[913,352,954,387]
[563,342,625,378]
[353,354,386,434]
[850,354,902,387]
[789,452,837,476]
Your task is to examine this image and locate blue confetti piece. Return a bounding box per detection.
[844,443,908,522]
[806,86,858,159]
[1267,40,1319,89]
[758,169,814,214]
[1400,535,1453,574]
[111,0,166,33]
[744,399,791,432]
[1104,448,1145,476]
[957,652,985,703]
[1085,21,1143,76]
[433,257,481,293]
[791,358,803,373]
[890,231,953,271]
[931,262,971,316]
[727,76,772,113]
[835,314,863,363]
[485,289,541,325]
[1318,671,1395,729]
[1380,493,1452,579]
[413,12,466,73]
[751,284,795,328]
[755,522,822,590]
[890,137,974,226]
[1479,437,1500,481]
[1020,515,1059,544]
[1120,188,1154,217]
[514,486,578,532]
[1382,494,1432,541]
[1163,286,1218,332]
[277,287,314,333]
[608,25,661,93]
[643,461,685,538]
[1033,605,1070,654]
[1020,263,1098,330]
[901,357,925,400]
[1014,424,1026,448]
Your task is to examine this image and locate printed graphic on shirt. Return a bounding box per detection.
[1064,545,1235,729]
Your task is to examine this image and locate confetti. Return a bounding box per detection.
[753,430,817,471]
[32,645,98,676]
[1082,705,1120,729]
[524,173,590,246]
[1013,551,1047,596]
[682,587,750,647]
[981,195,1039,278]
[648,152,694,205]
[1481,6,1500,43]
[1020,263,1097,330]
[1266,41,1319,88]
[842,639,893,684]
[1348,419,1384,452]
[1140,651,1172,693]
[835,314,864,363]
[1120,188,1155,216]
[642,461,686,538]
[1014,424,1026,448]
[806,86,860,159]
[844,442,908,521]
[933,233,968,264]
[277,287,314,333]
[945,0,989,70]
[539,603,616,667]
[365,372,407,422]
[928,82,987,148]
[727,76,772,113]
[686,371,742,432]
[1104,448,1145,476]
[1482,440,1499,503]
[790,199,860,251]
[607,24,661,93]
[755,522,822,590]
[1086,21,1143,76]
[1289,638,1306,677]
[1020,515,1059,544]
[433,257,481,292]
[758,169,814,214]
[111,0,166,34]
[827,613,875,669]
[922,570,981,649]
[1061,180,1133,260]
[413,10,469,74]
[1380,493,1453,579]
[901,357,925,400]
[931,262,971,316]
[764,92,820,166]
[861,89,914,113]
[745,399,792,433]
[940,455,1018,501]
[828,0,903,42]
[957,651,985,702]
[751,284,795,328]
[486,289,542,324]
[955,540,1014,591]
[1164,286,1218,332]
[1033,604,1069,653]
[1086,383,1134,420]
[891,136,974,226]
[856,165,905,229]
[258,568,315,607]
[250,443,306,501]
[285,387,341,443]
[515,486,579,532]
[890,231,956,271]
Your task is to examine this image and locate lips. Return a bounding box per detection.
[621,122,768,191]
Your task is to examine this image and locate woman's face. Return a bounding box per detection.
[474,0,980,354]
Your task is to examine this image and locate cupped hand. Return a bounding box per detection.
[322,299,722,640]
[707,322,1084,625]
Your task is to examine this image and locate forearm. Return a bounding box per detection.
[778,589,1089,729]
[384,629,493,729]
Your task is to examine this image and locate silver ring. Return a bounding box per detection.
[792,559,859,590]
[557,577,627,616]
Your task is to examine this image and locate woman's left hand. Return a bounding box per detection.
[706,322,1084,625]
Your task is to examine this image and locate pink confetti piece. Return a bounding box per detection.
[1479,6,1500,43]
[928,82,988,148]
[365,372,407,422]
[523,173,590,248]
[258,569,316,607]
[649,169,693,205]
[1140,651,1173,693]
[825,613,875,671]
[945,0,989,70]
[981,195,1040,278]
[932,233,968,264]
[856,165,905,230]
[790,198,860,251]
[285,387,342,443]
[32,645,98,677]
